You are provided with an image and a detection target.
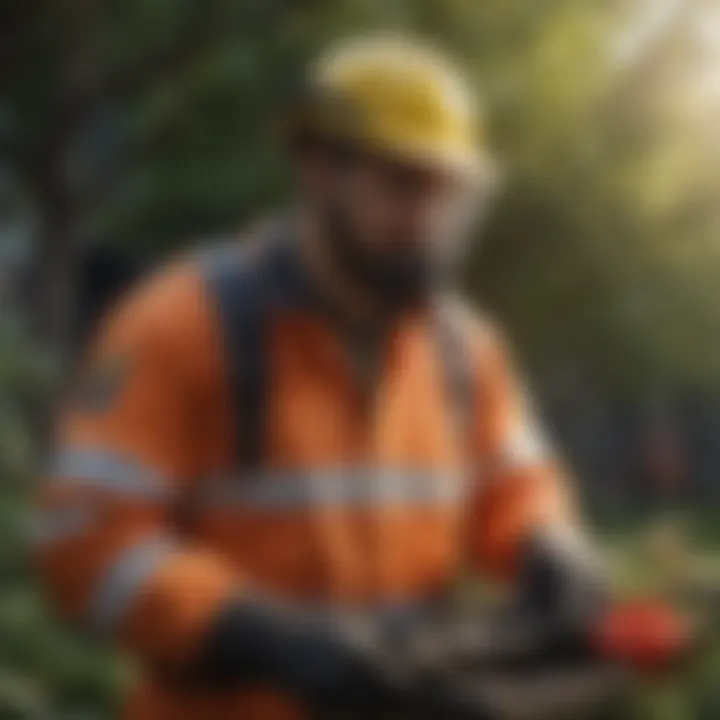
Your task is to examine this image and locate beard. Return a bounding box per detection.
[321,205,450,312]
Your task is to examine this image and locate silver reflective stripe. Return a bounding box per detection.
[47,448,169,500]
[499,422,550,470]
[199,470,464,510]
[537,524,607,582]
[88,536,175,636]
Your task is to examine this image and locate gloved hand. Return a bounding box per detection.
[514,529,695,675]
[194,596,414,714]
[193,595,602,720]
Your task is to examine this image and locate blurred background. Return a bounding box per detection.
[2,0,720,717]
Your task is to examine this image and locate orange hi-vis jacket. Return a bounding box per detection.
[35,230,575,719]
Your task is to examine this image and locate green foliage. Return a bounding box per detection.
[0,318,123,718]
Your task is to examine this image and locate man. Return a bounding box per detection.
[34,36,688,719]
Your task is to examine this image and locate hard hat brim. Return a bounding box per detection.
[367,132,497,187]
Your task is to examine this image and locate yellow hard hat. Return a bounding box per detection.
[289,35,492,182]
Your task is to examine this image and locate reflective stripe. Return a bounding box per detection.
[47,448,169,500]
[499,422,550,469]
[537,524,605,579]
[88,536,175,636]
[199,469,464,510]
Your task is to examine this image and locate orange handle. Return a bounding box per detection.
[590,599,692,673]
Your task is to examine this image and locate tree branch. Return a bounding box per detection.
[98,0,286,103]
[99,10,240,102]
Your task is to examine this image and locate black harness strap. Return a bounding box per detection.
[202,239,298,470]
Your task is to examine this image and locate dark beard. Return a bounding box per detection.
[322,208,444,311]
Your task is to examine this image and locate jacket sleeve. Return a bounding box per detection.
[34,269,238,667]
[464,326,580,583]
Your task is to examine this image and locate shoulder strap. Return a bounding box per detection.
[204,239,476,467]
[434,299,476,452]
[202,238,295,470]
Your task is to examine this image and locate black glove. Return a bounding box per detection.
[517,529,608,638]
[194,596,412,713]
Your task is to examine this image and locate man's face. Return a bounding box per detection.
[305,150,482,307]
